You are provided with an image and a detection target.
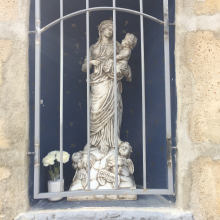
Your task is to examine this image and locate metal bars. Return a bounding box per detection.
[112,0,118,190]
[34,0,174,199]
[40,7,164,33]
[163,0,174,193]
[34,0,41,198]
[86,0,91,190]
[35,188,172,199]
[139,0,147,190]
[59,0,64,193]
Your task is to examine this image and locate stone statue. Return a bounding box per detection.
[68,20,137,201]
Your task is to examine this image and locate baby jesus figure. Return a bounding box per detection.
[103,33,137,82]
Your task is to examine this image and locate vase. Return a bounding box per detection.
[48,179,64,201]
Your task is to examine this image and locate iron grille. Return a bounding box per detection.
[33,0,174,199]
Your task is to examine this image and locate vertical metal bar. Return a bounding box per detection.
[86,0,91,190]
[113,0,118,190]
[34,0,41,198]
[59,0,64,192]
[140,0,147,190]
[163,0,173,193]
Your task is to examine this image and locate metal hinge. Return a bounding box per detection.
[169,23,175,26]
[28,31,36,34]
[27,152,35,155]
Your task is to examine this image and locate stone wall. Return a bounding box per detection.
[175,0,220,219]
[0,0,30,219]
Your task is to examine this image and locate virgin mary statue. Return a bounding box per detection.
[68,20,137,200]
[82,20,124,151]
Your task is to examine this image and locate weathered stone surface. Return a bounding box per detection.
[0,0,29,219]
[0,167,11,181]
[0,39,13,86]
[0,0,18,22]
[184,31,220,143]
[175,1,220,219]
[118,194,137,200]
[67,195,96,202]
[15,208,194,220]
[190,157,220,219]
[194,0,220,15]
[106,194,117,200]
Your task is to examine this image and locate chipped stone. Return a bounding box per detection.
[0,167,11,181]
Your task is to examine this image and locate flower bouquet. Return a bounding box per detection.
[42,151,70,201]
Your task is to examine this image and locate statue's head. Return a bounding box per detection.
[94,20,113,48]
[119,142,132,158]
[71,152,83,169]
[121,33,138,50]
[98,20,113,39]
[72,152,83,162]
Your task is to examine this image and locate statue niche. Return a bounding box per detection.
[68,20,137,201]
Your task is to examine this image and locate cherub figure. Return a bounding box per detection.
[71,152,83,170]
[103,33,137,82]
[71,152,96,188]
[119,142,134,175]
[119,141,133,158]
[105,142,134,176]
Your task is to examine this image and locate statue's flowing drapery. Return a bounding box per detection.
[69,21,137,199]
[82,42,123,148]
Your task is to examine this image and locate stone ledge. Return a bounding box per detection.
[15,208,193,220]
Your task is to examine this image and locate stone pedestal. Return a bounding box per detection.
[67,194,137,201]
[67,143,137,201]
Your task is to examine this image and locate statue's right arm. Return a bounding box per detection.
[81,45,94,72]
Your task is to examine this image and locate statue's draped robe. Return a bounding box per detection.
[82,42,123,148]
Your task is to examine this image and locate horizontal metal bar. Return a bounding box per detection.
[29,31,36,34]
[41,7,164,33]
[34,189,173,199]
[27,152,35,155]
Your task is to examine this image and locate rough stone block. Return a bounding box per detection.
[67,195,96,201]
[0,0,18,22]
[194,0,220,15]
[190,157,220,219]
[0,167,11,181]
[15,208,194,220]
[184,31,220,143]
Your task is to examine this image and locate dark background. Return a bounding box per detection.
[28,0,176,206]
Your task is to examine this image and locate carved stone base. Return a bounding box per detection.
[67,194,137,201]
[68,143,137,202]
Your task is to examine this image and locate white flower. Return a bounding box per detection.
[42,154,55,167]
[56,151,70,163]
[48,151,59,157]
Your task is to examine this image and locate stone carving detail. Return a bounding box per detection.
[97,169,120,188]
[68,20,137,201]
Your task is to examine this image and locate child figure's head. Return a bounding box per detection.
[119,142,132,158]
[121,33,137,50]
